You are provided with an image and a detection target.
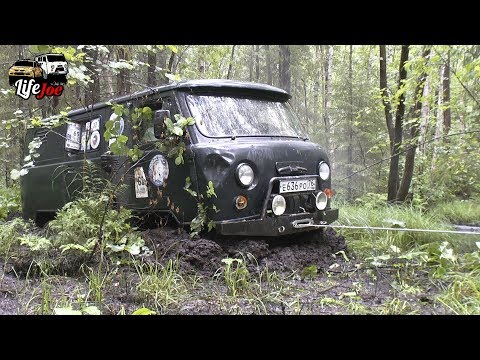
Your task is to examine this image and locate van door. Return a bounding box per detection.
[127,96,197,224]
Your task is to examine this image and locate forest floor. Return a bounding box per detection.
[0,225,453,315]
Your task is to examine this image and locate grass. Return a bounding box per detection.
[432,199,480,226]
[336,202,478,258]
[215,257,251,297]
[134,259,187,313]
[436,271,480,314]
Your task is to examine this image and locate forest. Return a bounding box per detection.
[0,45,479,315]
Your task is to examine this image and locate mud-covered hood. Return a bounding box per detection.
[191,138,330,219]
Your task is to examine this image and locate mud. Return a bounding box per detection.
[0,225,449,315]
[143,227,347,276]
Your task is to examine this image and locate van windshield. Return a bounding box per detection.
[186,94,305,138]
[47,54,66,62]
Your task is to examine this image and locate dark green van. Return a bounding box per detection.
[21,79,338,236]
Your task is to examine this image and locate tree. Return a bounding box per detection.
[396,47,431,201]
[347,45,354,200]
[323,45,334,166]
[380,45,409,202]
[147,49,156,87]
[279,45,291,93]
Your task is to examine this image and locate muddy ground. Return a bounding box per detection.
[0,226,449,315]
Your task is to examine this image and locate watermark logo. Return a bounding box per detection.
[8,53,68,100]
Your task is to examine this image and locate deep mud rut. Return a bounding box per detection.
[0,227,448,315]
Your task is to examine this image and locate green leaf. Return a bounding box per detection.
[53,307,82,315]
[82,306,101,315]
[206,181,217,198]
[166,45,178,53]
[117,134,128,144]
[172,126,183,136]
[125,243,141,255]
[164,117,174,129]
[301,265,318,280]
[106,243,125,252]
[132,307,156,315]
[207,220,215,232]
[175,155,183,166]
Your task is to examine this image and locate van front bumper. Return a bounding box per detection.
[216,208,339,236]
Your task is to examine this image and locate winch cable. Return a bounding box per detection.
[294,223,480,235]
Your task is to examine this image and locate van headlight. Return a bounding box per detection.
[315,191,328,210]
[272,195,286,216]
[318,162,330,180]
[236,163,254,187]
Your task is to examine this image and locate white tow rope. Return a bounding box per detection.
[298,223,480,235]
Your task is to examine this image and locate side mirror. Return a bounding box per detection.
[153,110,170,139]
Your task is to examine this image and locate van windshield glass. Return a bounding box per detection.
[186,94,305,138]
[47,55,66,62]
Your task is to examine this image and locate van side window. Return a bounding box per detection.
[135,97,176,145]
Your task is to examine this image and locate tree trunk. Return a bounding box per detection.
[313,45,320,124]
[380,45,410,202]
[431,62,445,171]
[265,45,272,85]
[167,50,176,73]
[396,47,431,202]
[255,45,260,81]
[116,46,128,96]
[302,79,308,126]
[279,45,291,93]
[226,45,236,79]
[347,45,354,200]
[158,49,169,85]
[249,45,254,82]
[85,46,100,105]
[323,46,334,166]
[147,50,156,87]
[379,45,394,147]
[419,75,430,156]
[442,49,451,138]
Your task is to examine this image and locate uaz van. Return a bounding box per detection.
[34,53,68,83]
[21,79,338,237]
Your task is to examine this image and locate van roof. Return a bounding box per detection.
[65,79,290,118]
[35,53,67,57]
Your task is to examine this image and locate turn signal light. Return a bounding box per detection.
[324,188,334,199]
[235,195,248,210]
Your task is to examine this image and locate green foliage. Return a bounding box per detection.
[353,192,387,209]
[135,259,186,313]
[216,258,250,297]
[0,185,21,219]
[18,234,52,252]
[0,218,29,256]
[53,305,101,315]
[338,202,453,257]
[83,265,111,305]
[206,181,217,198]
[155,114,195,166]
[183,176,197,197]
[132,307,156,315]
[433,199,480,226]
[186,179,219,237]
[48,193,144,256]
[300,265,318,281]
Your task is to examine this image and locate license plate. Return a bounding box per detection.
[279,178,317,193]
